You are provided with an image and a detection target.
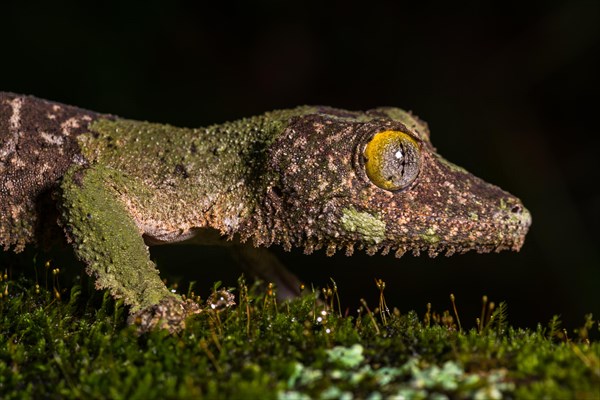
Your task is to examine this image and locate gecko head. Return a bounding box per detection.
[247,106,531,258]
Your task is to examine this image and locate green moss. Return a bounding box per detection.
[0,276,598,399]
[340,207,386,244]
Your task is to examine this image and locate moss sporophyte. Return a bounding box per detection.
[0,92,530,332]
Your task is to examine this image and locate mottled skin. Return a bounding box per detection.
[0,92,531,332]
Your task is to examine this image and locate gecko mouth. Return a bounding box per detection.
[294,203,531,259]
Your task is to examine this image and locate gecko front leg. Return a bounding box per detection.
[59,164,200,332]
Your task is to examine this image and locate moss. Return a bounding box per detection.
[0,275,598,399]
[340,207,386,244]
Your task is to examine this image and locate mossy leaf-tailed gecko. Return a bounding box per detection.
[0,93,531,332]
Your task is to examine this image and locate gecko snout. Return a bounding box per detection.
[496,197,532,229]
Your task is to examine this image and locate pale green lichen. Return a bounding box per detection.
[340,207,386,244]
[326,344,365,369]
[281,355,516,400]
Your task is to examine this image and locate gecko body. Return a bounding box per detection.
[0,93,531,331]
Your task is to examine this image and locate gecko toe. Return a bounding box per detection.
[128,296,202,335]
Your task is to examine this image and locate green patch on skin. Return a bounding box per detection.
[81,110,318,233]
[469,212,479,221]
[60,164,172,312]
[420,227,440,245]
[340,207,386,244]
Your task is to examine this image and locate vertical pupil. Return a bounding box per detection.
[394,144,406,176]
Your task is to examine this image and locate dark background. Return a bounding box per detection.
[1,1,598,329]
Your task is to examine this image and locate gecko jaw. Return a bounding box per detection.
[286,204,531,259]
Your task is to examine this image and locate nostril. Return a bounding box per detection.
[511,205,521,214]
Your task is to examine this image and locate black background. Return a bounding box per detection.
[1,1,598,329]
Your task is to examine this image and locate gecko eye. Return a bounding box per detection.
[363,130,421,191]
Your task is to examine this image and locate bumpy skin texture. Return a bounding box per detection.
[254,108,531,258]
[0,92,531,331]
[0,94,99,251]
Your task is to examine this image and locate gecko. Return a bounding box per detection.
[0,92,531,332]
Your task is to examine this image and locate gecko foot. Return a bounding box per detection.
[128,296,202,334]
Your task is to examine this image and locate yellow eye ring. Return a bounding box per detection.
[363,130,421,191]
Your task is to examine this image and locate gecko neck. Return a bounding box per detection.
[81,107,315,237]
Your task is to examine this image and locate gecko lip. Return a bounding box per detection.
[389,198,532,257]
[316,190,533,259]
[292,203,532,259]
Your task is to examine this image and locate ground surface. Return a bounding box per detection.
[0,270,598,399]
